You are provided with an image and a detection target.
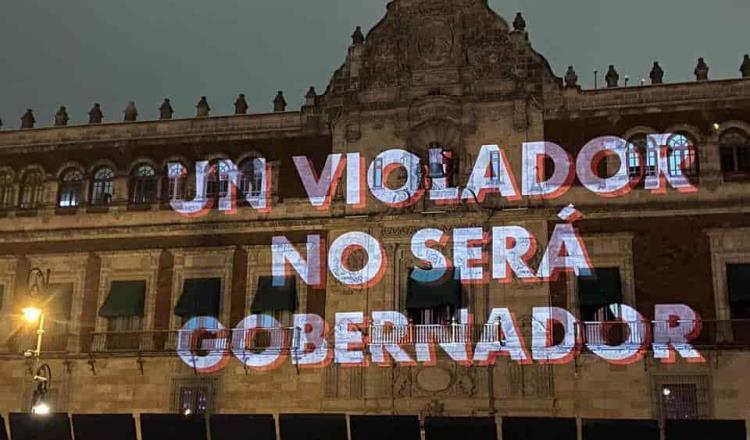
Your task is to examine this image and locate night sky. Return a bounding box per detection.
[1,0,748,127]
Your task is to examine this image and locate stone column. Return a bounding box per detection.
[112,174,130,208]
[700,132,723,189]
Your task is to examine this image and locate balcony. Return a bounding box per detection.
[1,319,747,358]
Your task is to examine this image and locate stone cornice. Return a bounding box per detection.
[0,111,328,153]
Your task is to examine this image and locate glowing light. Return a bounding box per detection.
[31,403,50,415]
[663,387,672,396]
[712,123,721,132]
[22,307,42,323]
[183,408,192,416]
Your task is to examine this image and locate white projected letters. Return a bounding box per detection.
[177,304,705,373]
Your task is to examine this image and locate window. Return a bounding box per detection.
[90,167,114,206]
[661,384,699,419]
[0,171,14,209]
[239,159,264,198]
[372,158,384,189]
[626,135,658,178]
[625,143,641,177]
[251,276,297,327]
[667,134,698,178]
[179,386,210,415]
[175,278,222,324]
[58,168,84,208]
[653,375,710,420]
[726,264,750,344]
[577,268,623,322]
[98,280,146,350]
[405,268,461,325]
[172,379,216,415]
[18,170,44,210]
[206,161,230,201]
[167,163,189,202]
[719,129,750,177]
[489,150,502,183]
[130,164,157,205]
[427,145,457,188]
[727,264,750,319]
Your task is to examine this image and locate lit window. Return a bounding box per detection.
[625,143,641,177]
[90,167,114,206]
[373,158,384,189]
[667,134,698,177]
[167,163,187,202]
[489,150,502,183]
[58,168,84,208]
[179,386,210,415]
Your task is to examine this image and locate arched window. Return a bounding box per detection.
[19,170,45,210]
[58,168,84,208]
[90,167,114,206]
[0,171,15,209]
[206,160,230,200]
[720,129,750,177]
[167,162,188,202]
[130,164,157,205]
[239,158,264,198]
[667,133,698,177]
[626,135,658,178]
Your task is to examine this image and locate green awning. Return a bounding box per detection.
[578,268,622,306]
[406,269,461,309]
[251,276,297,313]
[175,278,221,318]
[98,281,145,318]
[728,264,750,302]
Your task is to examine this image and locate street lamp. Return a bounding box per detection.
[24,267,52,415]
[22,306,45,359]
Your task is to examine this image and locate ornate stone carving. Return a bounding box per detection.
[393,367,412,398]
[123,101,138,122]
[416,19,455,67]
[20,109,35,129]
[196,96,210,117]
[273,91,287,112]
[564,66,578,88]
[327,0,557,96]
[420,400,445,417]
[605,65,619,88]
[159,99,174,120]
[54,106,69,127]
[352,26,365,45]
[741,54,750,78]
[234,94,249,114]
[694,57,709,81]
[650,62,664,85]
[88,104,103,124]
[415,366,454,393]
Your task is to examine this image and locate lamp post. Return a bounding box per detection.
[23,267,52,415]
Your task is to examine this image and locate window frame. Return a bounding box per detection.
[18,169,45,210]
[90,166,115,206]
[130,164,158,206]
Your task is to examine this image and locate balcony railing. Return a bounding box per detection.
[4,319,749,357]
[6,333,73,355]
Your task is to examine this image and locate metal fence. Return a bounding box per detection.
[5,319,750,357]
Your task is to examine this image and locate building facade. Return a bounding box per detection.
[0,0,749,438]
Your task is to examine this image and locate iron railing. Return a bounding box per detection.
[4,319,750,357]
